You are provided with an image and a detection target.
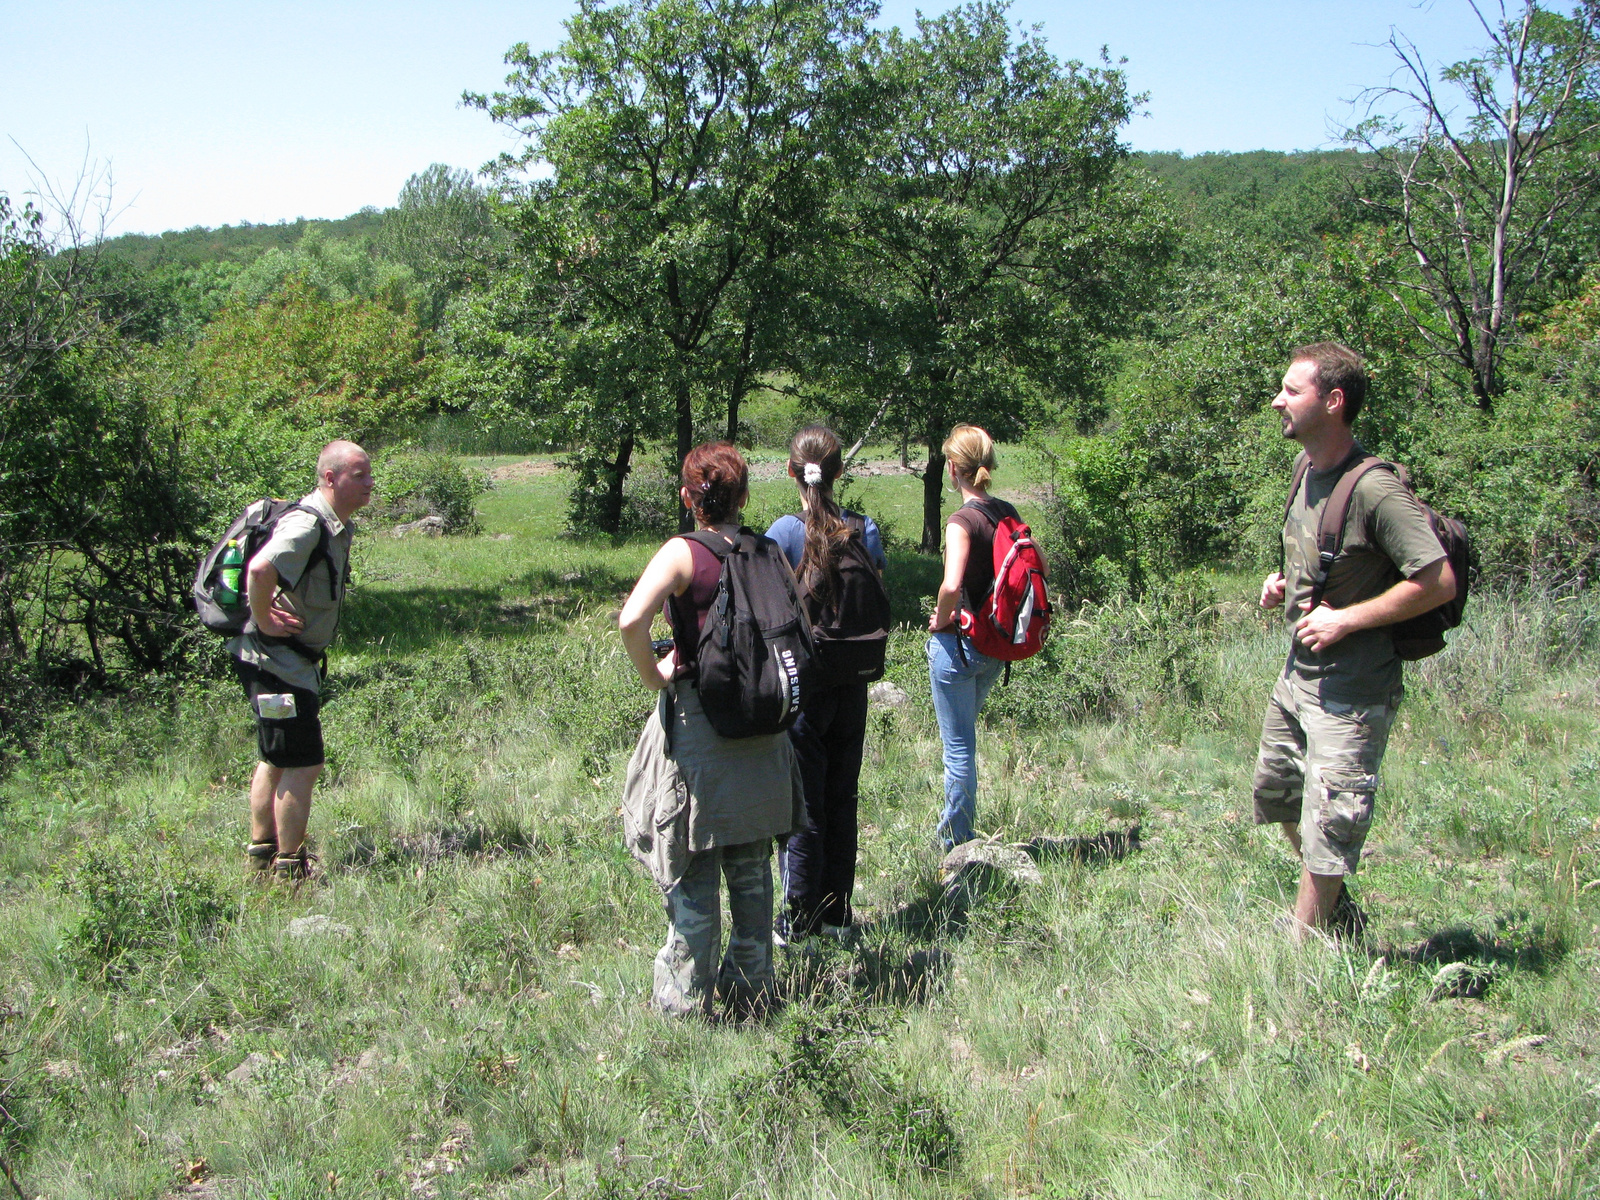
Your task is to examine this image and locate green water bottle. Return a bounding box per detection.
[217,540,245,607]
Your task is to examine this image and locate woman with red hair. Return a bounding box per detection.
[618,442,799,1019]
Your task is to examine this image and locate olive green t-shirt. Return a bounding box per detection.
[1283,446,1446,703]
[227,490,352,694]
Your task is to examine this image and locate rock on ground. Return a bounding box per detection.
[939,840,1042,886]
[393,515,448,538]
[868,681,908,708]
[288,914,353,938]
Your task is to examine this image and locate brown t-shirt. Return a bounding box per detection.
[1283,445,1446,702]
[948,497,1019,613]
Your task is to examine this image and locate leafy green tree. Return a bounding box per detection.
[469,0,880,528]
[820,2,1173,549]
[192,273,429,442]
[1,194,304,688]
[381,164,501,329]
[1348,0,1600,410]
[229,226,414,313]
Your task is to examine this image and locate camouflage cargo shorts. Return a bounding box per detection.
[1252,673,1402,877]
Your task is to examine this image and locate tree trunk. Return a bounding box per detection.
[1471,369,1495,414]
[921,443,946,554]
[726,388,740,444]
[600,428,635,534]
[676,378,694,533]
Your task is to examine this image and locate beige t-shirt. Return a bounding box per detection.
[228,490,352,694]
[1283,447,1445,702]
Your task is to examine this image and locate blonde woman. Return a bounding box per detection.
[926,425,1016,848]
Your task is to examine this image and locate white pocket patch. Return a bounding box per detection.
[256,692,298,720]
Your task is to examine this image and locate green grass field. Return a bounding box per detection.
[1,455,1597,1199]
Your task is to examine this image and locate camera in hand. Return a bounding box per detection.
[651,638,675,659]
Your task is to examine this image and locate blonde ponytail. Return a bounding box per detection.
[943,425,995,491]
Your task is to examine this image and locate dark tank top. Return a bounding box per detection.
[948,496,1018,613]
[665,536,723,680]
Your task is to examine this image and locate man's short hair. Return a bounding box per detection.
[1290,342,1367,424]
[317,439,366,481]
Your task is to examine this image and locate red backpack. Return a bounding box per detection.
[957,498,1051,662]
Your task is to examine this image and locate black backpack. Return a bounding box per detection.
[686,528,816,738]
[1286,451,1471,660]
[193,498,338,658]
[801,514,891,687]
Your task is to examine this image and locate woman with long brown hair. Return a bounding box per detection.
[617,442,799,1018]
[765,426,887,942]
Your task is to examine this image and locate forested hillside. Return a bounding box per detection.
[4,0,1597,726]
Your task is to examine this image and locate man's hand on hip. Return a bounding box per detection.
[253,597,305,639]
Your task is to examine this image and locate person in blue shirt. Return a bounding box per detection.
[766,426,887,942]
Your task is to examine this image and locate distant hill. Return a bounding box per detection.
[1132,149,1363,207]
[92,151,1365,273]
[1130,149,1371,244]
[97,209,388,269]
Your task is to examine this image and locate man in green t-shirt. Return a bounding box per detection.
[1254,344,1456,940]
[229,440,372,881]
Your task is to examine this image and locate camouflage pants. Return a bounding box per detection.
[653,839,775,1018]
[1252,673,1402,877]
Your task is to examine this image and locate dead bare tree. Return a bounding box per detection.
[1348,0,1600,411]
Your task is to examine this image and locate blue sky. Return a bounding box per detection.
[2,1,1493,237]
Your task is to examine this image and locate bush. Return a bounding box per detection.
[373,449,489,534]
[567,452,681,537]
[57,845,235,985]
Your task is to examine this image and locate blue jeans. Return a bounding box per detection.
[927,632,1004,848]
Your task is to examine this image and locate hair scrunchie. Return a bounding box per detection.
[802,462,824,487]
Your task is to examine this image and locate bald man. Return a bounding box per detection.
[228,440,373,881]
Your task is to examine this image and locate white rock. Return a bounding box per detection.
[939,840,1042,886]
[225,1051,270,1084]
[868,681,908,709]
[288,914,353,938]
[393,515,448,538]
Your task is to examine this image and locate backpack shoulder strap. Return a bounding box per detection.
[681,529,735,560]
[287,502,339,598]
[975,495,1015,525]
[1283,451,1311,525]
[1307,456,1394,609]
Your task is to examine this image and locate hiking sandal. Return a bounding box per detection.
[271,846,318,883]
[246,840,278,872]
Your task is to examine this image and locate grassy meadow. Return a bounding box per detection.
[1,453,1598,1199]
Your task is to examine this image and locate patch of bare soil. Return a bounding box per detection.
[489,460,562,482]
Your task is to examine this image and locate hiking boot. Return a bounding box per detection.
[1328,888,1369,941]
[246,840,278,873]
[271,846,317,883]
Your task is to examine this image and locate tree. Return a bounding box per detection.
[818,2,1172,550]
[381,164,501,329]
[1349,0,1600,410]
[192,273,429,443]
[469,0,879,527]
[1,193,305,687]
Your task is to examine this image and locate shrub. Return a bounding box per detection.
[374,449,489,534]
[57,846,235,985]
[191,272,429,444]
